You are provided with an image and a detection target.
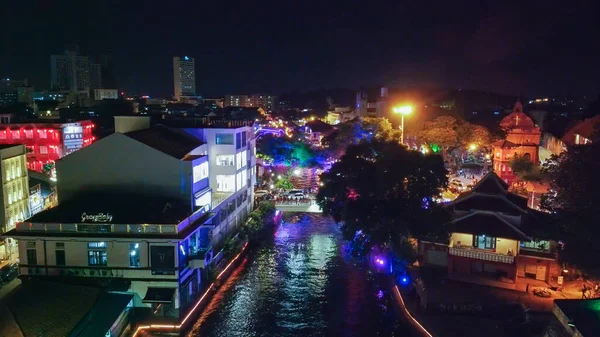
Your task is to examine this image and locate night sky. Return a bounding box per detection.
[1,0,598,97]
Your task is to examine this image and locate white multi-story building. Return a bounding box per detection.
[165,119,257,245]
[173,56,196,101]
[0,144,29,261]
[4,116,256,326]
[93,88,118,101]
[224,94,277,111]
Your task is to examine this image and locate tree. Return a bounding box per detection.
[510,154,541,181]
[257,134,294,165]
[541,141,600,270]
[256,134,322,167]
[418,116,460,150]
[275,176,294,190]
[418,116,493,150]
[323,117,401,158]
[317,140,449,250]
[467,125,492,148]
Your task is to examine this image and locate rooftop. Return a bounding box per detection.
[0,144,24,150]
[305,119,334,133]
[124,124,204,159]
[453,193,527,215]
[69,292,133,337]
[450,211,531,241]
[0,118,93,125]
[160,118,254,129]
[470,172,509,193]
[554,299,600,337]
[6,282,101,337]
[26,193,190,225]
[562,114,600,145]
[492,139,519,148]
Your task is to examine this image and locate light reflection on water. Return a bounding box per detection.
[186,213,412,337]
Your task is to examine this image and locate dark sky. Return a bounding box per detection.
[1,0,598,97]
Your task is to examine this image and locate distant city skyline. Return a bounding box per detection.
[1,1,599,98]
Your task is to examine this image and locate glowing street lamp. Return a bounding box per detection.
[469,144,477,151]
[393,106,413,145]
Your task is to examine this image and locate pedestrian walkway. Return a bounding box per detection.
[0,278,21,300]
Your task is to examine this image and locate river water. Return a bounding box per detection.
[187,213,414,337]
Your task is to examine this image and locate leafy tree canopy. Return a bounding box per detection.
[541,141,600,270]
[275,176,294,190]
[323,117,401,158]
[510,154,540,181]
[317,140,449,248]
[257,134,322,167]
[417,116,493,150]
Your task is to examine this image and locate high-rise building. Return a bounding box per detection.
[224,94,277,111]
[50,49,93,92]
[173,56,196,101]
[89,63,102,89]
[99,55,116,89]
[356,87,388,118]
[0,78,31,107]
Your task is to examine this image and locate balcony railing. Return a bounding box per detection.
[449,247,515,264]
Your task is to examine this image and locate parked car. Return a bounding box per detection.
[254,190,270,198]
[287,189,306,199]
[0,263,18,284]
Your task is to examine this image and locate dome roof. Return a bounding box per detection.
[501,101,535,128]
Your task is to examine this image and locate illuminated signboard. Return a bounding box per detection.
[81,213,113,223]
[63,123,84,154]
[29,184,43,216]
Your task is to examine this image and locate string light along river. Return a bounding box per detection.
[186,213,415,337]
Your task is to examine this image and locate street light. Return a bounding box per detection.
[469,144,477,151]
[393,106,413,145]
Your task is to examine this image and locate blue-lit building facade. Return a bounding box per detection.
[4,116,256,323]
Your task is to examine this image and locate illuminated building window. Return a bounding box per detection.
[236,172,243,191]
[24,130,33,139]
[216,155,234,166]
[0,131,6,140]
[129,243,141,267]
[39,146,48,155]
[236,152,242,169]
[216,175,235,192]
[215,133,233,145]
[88,242,107,266]
[11,130,20,139]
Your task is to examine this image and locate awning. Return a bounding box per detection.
[142,287,175,303]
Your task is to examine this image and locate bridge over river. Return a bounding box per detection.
[274,202,322,213]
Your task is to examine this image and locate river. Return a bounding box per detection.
[186,213,414,337]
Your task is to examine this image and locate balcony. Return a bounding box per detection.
[187,247,213,269]
[449,247,515,264]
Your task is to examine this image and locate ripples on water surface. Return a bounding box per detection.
[187,213,413,337]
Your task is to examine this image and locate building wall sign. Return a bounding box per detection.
[63,123,84,154]
[29,184,43,216]
[81,212,113,223]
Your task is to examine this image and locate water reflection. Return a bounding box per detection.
[187,213,413,337]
